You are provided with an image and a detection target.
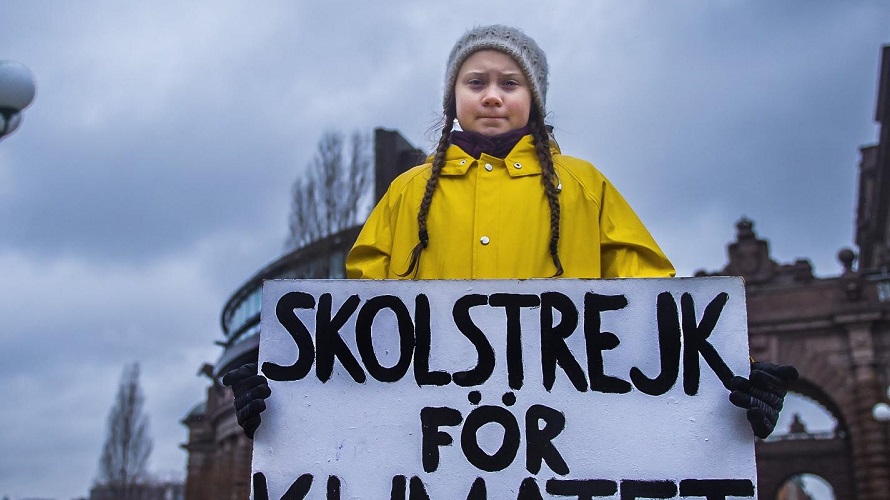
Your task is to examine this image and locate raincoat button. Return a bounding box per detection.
[513,162,522,169]
[484,163,493,172]
[480,236,490,245]
[460,159,467,165]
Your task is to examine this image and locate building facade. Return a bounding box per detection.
[89,480,184,500]
[695,45,890,500]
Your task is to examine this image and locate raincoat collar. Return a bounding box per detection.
[438,134,560,177]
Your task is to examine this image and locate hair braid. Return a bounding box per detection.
[530,118,564,277]
[397,108,456,277]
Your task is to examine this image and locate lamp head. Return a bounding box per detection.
[0,61,37,113]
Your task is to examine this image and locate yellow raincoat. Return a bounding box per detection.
[346,135,674,279]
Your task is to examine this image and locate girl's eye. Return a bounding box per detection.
[467,79,484,87]
[503,80,520,88]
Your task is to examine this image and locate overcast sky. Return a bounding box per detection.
[1,2,888,498]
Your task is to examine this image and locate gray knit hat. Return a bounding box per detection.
[443,25,549,120]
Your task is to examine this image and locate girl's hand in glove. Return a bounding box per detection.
[222,362,271,439]
[729,362,799,439]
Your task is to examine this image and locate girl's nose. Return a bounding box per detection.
[481,89,502,107]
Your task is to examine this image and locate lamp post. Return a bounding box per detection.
[0,60,37,142]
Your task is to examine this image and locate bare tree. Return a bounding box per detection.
[95,362,153,499]
[286,130,372,250]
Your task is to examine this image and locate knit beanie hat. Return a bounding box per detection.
[443,25,549,120]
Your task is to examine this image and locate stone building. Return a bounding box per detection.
[181,46,890,499]
[89,480,184,500]
[694,45,890,499]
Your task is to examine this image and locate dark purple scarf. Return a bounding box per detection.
[450,125,531,159]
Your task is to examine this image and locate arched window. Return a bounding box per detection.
[776,473,835,499]
[771,392,838,438]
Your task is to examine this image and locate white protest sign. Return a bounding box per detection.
[254,278,755,499]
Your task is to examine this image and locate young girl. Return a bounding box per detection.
[345,25,674,280]
[225,25,796,444]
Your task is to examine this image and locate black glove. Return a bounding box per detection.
[729,362,798,439]
[222,362,271,439]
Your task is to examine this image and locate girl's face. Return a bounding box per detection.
[454,50,532,137]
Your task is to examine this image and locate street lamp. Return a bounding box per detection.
[0,60,37,141]
[872,385,890,422]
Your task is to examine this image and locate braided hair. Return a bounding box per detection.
[397,102,456,277]
[529,114,564,277]
[399,105,564,278]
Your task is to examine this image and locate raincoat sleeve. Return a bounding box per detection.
[598,179,675,278]
[346,190,394,279]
